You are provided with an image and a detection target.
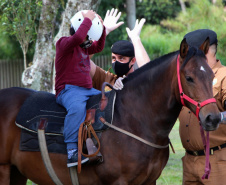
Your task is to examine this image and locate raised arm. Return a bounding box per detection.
[126,19,150,67]
[103,8,124,35]
[90,8,124,77]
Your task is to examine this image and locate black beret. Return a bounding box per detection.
[184,29,218,48]
[111,40,135,57]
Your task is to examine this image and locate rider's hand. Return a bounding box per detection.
[126,18,146,42]
[113,76,125,90]
[82,10,96,21]
[103,8,124,35]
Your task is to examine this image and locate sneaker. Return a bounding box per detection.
[67,150,89,167]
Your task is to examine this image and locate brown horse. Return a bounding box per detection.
[0,38,221,185]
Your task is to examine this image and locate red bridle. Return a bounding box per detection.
[177,55,216,119]
[177,54,216,179]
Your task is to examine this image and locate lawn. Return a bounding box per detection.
[27,121,183,185]
[157,120,184,185]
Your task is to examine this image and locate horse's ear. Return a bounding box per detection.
[180,38,189,58]
[199,37,210,55]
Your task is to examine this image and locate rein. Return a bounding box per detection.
[177,55,215,179]
[99,82,173,151]
[100,117,171,149]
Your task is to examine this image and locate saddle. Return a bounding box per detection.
[15,83,116,185]
[16,87,116,154]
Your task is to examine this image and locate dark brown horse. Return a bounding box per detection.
[0,38,221,185]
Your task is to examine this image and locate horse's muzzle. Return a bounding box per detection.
[200,112,221,131]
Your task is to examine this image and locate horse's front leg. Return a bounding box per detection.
[10,165,27,185]
[0,164,10,185]
[111,178,128,185]
[143,180,156,185]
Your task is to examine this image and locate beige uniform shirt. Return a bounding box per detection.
[179,60,226,151]
[92,66,117,91]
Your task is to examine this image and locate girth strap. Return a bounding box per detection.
[38,118,79,185]
[69,167,79,185]
[38,118,64,185]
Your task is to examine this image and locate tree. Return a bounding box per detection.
[126,0,136,29]
[136,0,181,24]
[22,0,58,92]
[147,0,226,64]
[22,0,101,92]
[0,0,42,69]
[179,0,186,13]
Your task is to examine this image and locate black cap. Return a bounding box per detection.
[111,40,135,57]
[184,29,218,48]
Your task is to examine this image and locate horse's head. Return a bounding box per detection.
[178,38,221,131]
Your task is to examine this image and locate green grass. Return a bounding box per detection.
[27,180,32,185]
[27,121,183,185]
[157,120,183,185]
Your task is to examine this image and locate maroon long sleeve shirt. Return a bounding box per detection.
[55,18,106,96]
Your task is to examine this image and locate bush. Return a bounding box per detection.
[140,0,226,64]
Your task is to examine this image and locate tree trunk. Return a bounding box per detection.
[126,0,136,30]
[22,0,58,92]
[22,49,27,70]
[22,0,101,92]
[179,0,186,13]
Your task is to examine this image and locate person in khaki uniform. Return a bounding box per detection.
[92,40,136,91]
[90,19,150,91]
[179,29,226,185]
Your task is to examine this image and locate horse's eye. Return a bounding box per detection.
[186,76,194,83]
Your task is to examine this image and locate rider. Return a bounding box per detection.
[179,29,226,184]
[55,10,106,167]
[90,18,150,91]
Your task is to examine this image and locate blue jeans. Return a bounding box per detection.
[56,84,101,150]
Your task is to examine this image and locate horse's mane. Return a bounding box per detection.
[124,50,179,83]
[124,47,206,84]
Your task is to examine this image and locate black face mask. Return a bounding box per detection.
[112,58,133,77]
[80,40,92,49]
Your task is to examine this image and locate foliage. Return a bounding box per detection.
[0,0,183,58]
[223,0,226,6]
[97,0,181,56]
[140,25,181,60]
[0,28,23,59]
[136,0,181,24]
[0,0,42,65]
[141,0,226,64]
[1,0,226,64]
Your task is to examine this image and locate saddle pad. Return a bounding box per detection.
[20,128,67,154]
[19,124,102,154]
[16,90,116,135]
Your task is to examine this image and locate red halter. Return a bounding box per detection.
[177,55,215,179]
[177,55,216,119]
